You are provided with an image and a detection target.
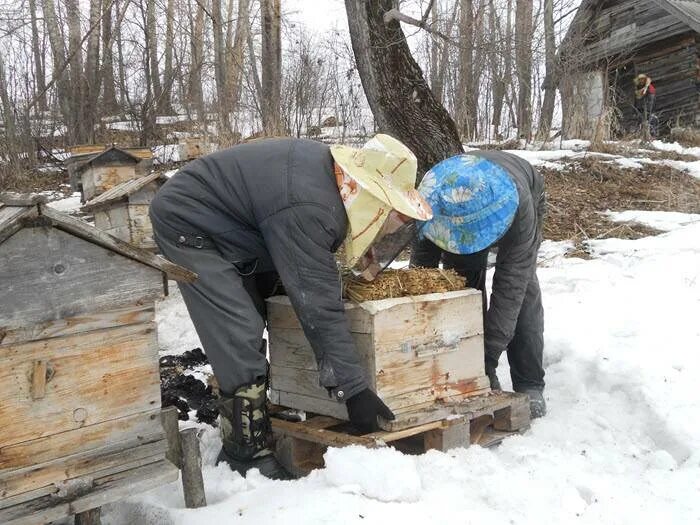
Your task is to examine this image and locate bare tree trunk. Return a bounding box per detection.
[212,0,232,142]
[537,0,557,140]
[101,0,119,113]
[188,0,205,120]
[66,0,88,143]
[435,2,459,109]
[429,4,442,103]
[0,54,19,165]
[146,0,162,113]
[345,0,463,178]
[456,0,474,140]
[115,0,127,108]
[229,0,251,132]
[162,0,176,115]
[84,0,102,143]
[261,0,282,135]
[28,0,47,112]
[515,0,533,141]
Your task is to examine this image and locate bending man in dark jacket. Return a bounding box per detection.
[411,150,546,418]
[150,136,431,478]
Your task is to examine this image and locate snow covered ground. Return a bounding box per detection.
[99,210,700,525]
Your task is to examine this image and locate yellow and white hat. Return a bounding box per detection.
[330,134,433,266]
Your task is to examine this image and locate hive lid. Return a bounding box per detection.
[0,192,196,283]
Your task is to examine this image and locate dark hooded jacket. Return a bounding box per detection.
[412,150,545,363]
[152,138,367,400]
[472,150,545,361]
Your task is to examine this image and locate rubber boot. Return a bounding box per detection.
[520,388,546,419]
[216,379,293,480]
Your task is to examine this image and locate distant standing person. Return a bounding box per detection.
[634,73,656,135]
[410,151,547,418]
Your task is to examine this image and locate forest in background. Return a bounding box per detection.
[0,0,583,182]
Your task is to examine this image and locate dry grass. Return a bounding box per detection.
[0,165,68,194]
[587,141,698,162]
[343,268,467,301]
[541,157,700,255]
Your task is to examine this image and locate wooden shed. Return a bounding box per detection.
[0,193,196,524]
[267,289,490,427]
[81,171,165,251]
[561,0,700,138]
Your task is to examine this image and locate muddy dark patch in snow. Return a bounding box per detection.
[160,348,219,425]
[541,158,700,256]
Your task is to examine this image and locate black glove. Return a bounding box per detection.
[345,388,395,433]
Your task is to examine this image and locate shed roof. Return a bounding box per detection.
[0,193,196,283]
[562,0,700,63]
[81,171,165,211]
[655,0,700,33]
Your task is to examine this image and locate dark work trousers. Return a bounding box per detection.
[410,237,545,392]
[151,216,280,395]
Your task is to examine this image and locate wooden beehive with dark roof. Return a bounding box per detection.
[73,146,143,202]
[0,193,196,524]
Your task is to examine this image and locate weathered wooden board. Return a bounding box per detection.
[0,435,166,500]
[0,408,163,472]
[0,322,160,449]
[39,204,196,282]
[82,165,138,201]
[0,227,163,329]
[0,304,154,346]
[128,203,156,249]
[0,460,177,525]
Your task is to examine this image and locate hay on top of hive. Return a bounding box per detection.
[342,268,468,302]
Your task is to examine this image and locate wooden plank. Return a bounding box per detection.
[0,435,166,500]
[0,227,165,329]
[0,205,36,245]
[371,290,483,346]
[75,507,101,525]
[0,408,163,472]
[271,418,379,448]
[269,390,348,419]
[0,322,161,449]
[0,460,177,525]
[267,296,373,334]
[128,204,156,248]
[0,194,47,206]
[423,417,470,451]
[0,305,154,346]
[39,205,196,283]
[160,407,182,469]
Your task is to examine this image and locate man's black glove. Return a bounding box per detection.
[345,388,395,433]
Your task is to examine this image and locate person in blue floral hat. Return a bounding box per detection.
[410,150,547,418]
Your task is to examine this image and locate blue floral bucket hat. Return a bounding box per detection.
[418,154,519,254]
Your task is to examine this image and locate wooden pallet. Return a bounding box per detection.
[272,390,530,477]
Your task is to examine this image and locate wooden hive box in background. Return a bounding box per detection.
[0,193,196,524]
[74,147,144,201]
[178,137,215,160]
[267,289,490,426]
[65,145,153,195]
[82,171,166,251]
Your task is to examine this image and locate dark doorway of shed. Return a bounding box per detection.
[609,62,638,136]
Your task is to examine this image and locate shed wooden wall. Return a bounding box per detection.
[563,0,699,137]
